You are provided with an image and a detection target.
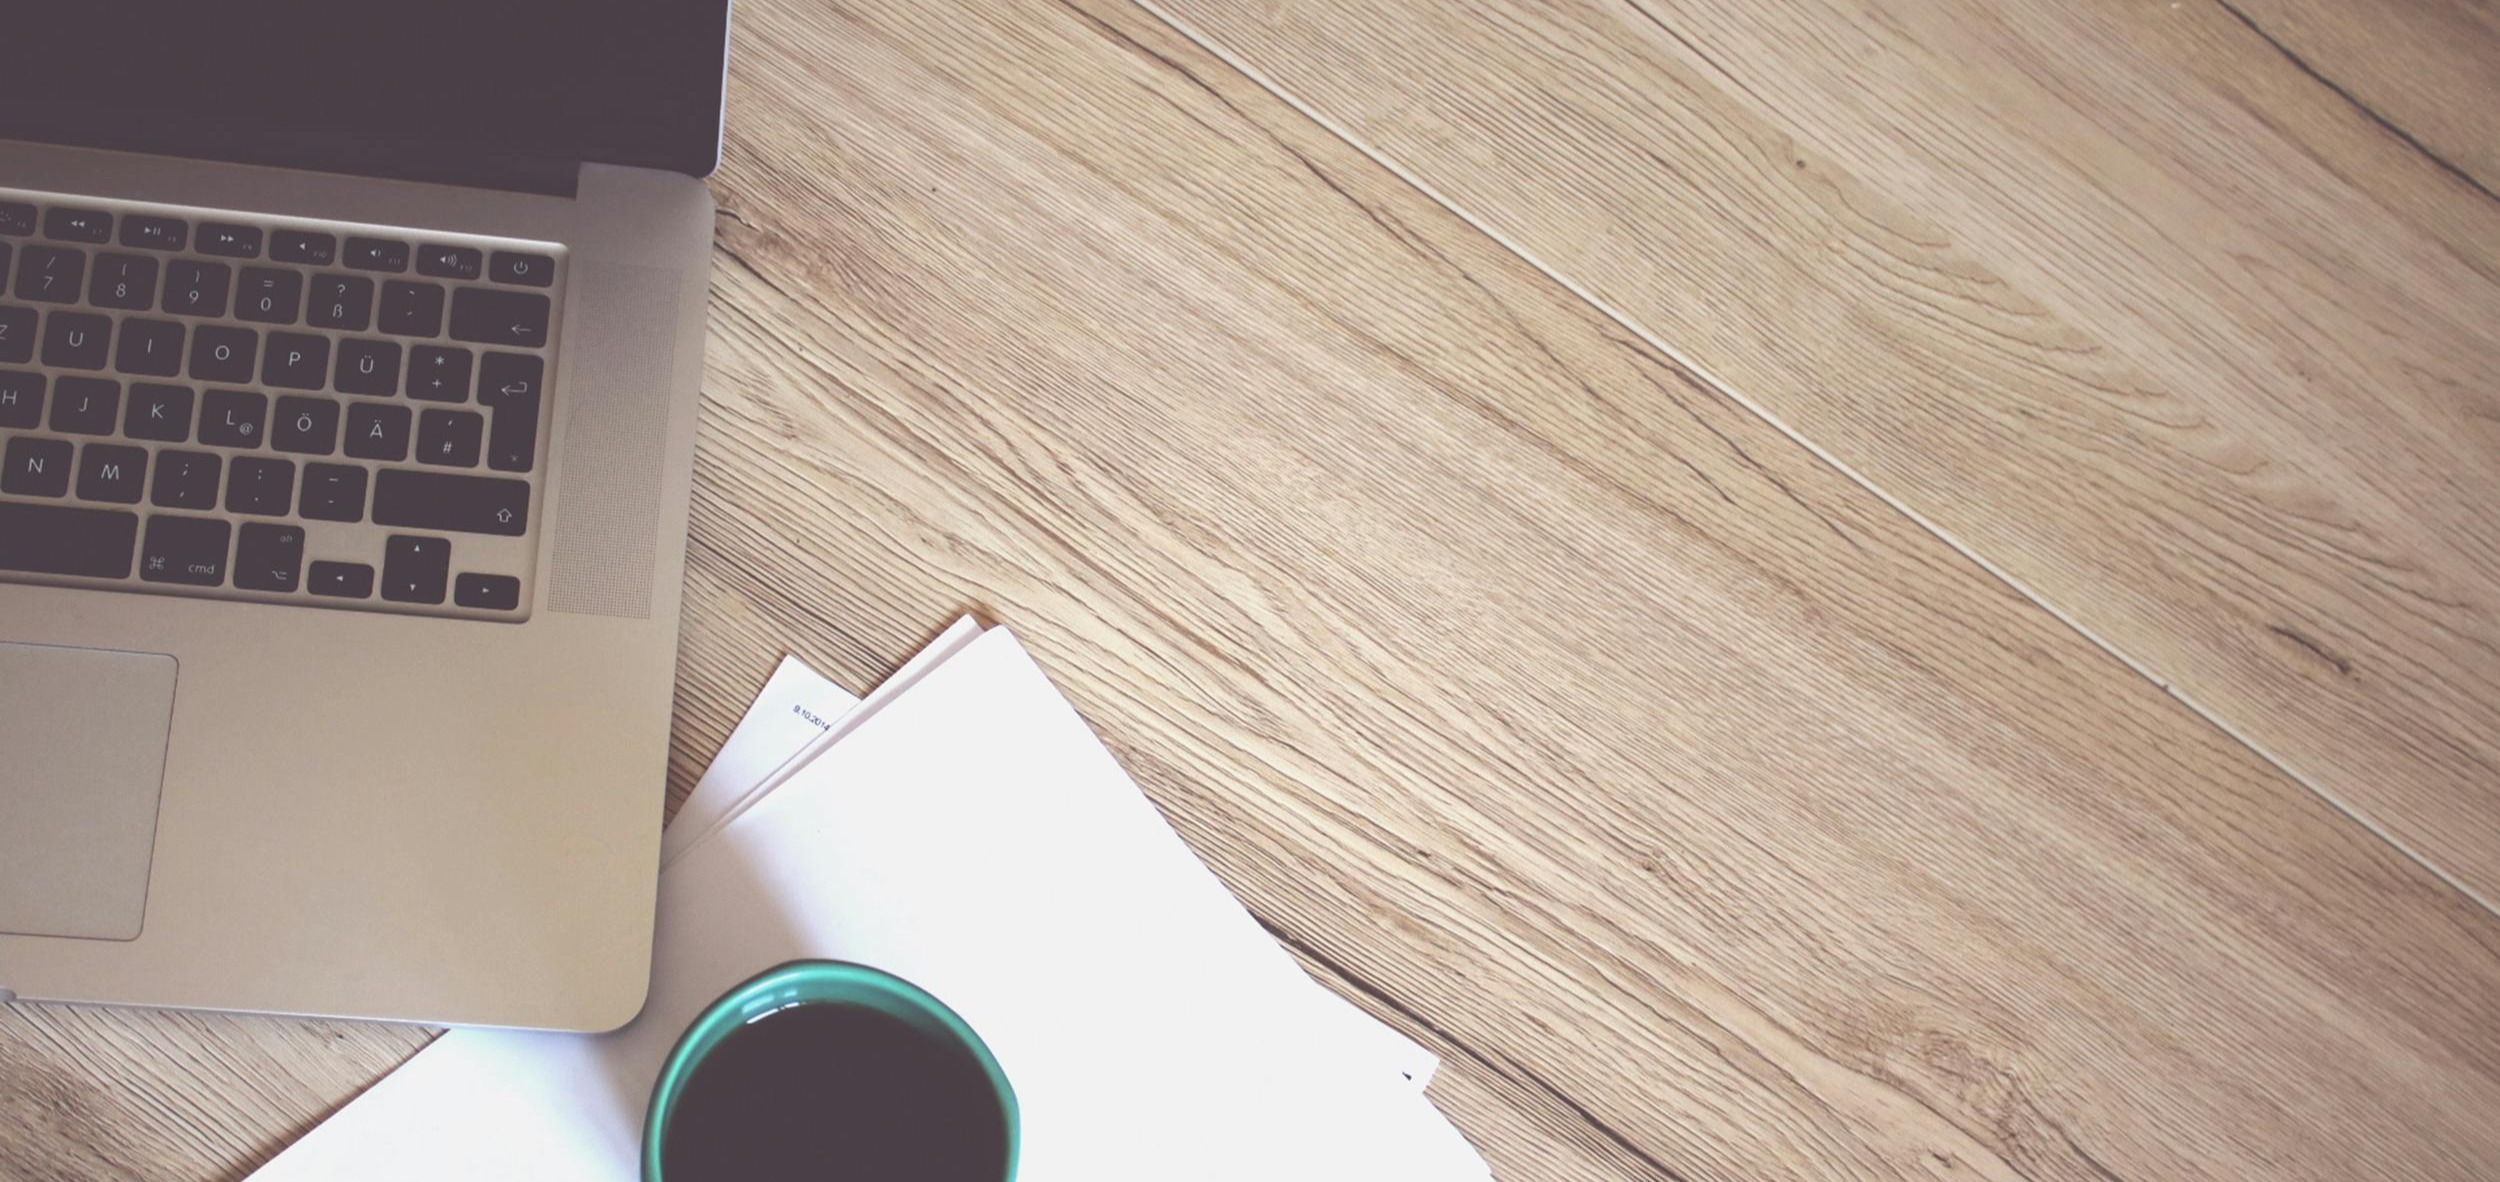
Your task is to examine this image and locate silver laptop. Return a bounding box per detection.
[0,4,730,1030]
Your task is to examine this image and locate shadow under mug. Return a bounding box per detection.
[643,960,1020,1182]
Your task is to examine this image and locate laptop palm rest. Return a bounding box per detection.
[0,641,177,941]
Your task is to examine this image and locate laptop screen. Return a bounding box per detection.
[0,2,731,189]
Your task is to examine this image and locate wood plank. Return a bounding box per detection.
[8,1,2500,1179]
[1146,0,2500,901]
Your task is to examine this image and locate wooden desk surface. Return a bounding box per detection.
[7,1,2498,1179]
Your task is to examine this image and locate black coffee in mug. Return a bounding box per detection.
[659,1002,1012,1182]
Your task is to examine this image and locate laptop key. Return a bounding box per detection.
[196,222,262,258]
[379,280,446,336]
[114,318,185,377]
[308,559,373,598]
[336,338,401,396]
[188,325,257,382]
[90,253,157,310]
[453,572,521,611]
[381,534,450,604]
[0,306,32,363]
[225,456,295,516]
[118,215,188,252]
[448,287,549,348]
[345,401,411,461]
[42,310,110,369]
[149,449,221,510]
[408,345,472,401]
[488,251,554,287]
[300,462,367,522]
[48,377,119,434]
[417,408,483,467]
[262,331,330,390]
[346,237,411,272]
[371,468,528,536]
[234,522,305,592]
[0,202,33,236]
[272,395,340,454]
[76,443,147,504]
[124,383,193,442]
[44,207,111,244]
[486,386,540,472]
[199,388,267,448]
[237,267,303,324]
[139,514,229,586]
[3,436,73,496]
[271,230,336,266]
[0,500,138,578]
[418,244,483,280]
[164,260,231,317]
[0,369,39,426]
[15,245,84,302]
[308,273,375,330]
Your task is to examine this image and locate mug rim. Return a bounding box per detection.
[642,959,1020,1182]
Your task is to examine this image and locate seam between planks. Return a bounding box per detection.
[1117,0,2500,922]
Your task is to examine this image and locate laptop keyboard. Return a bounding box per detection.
[0,189,562,621]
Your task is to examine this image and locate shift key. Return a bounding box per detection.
[371,468,530,536]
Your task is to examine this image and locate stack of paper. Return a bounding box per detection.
[250,619,1491,1181]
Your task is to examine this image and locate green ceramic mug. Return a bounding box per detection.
[643,960,1019,1182]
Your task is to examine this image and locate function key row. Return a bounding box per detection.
[0,201,551,283]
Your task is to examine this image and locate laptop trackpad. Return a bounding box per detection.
[0,642,177,941]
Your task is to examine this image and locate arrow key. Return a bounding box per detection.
[454,572,521,611]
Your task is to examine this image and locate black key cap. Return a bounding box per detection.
[335,338,400,396]
[47,376,118,434]
[477,351,541,407]
[0,202,33,236]
[163,260,231,317]
[0,306,32,364]
[89,253,158,310]
[0,500,137,578]
[124,383,193,442]
[149,449,220,510]
[42,310,110,369]
[196,222,262,258]
[15,246,85,303]
[308,560,373,598]
[454,572,521,611]
[234,522,305,592]
[300,462,367,521]
[381,534,450,603]
[307,273,374,330]
[0,369,38,426]
[76,442,147,503]
[272,395,340,454]
[225,455,295,515]
[345,401,411,461]
[417,244,483,280]
[139,514,229,585]
[262,331,330,390]
[43,207,111,244]
[237,267,302,324]
[372,468,528,536]
[0,241,7,295]
[486,386,540,472]
[379,280,445,336]
[118,215,187,252]
[346,237,410,272]
[114,318,185,377]
[407,345,472,401]
[417,408,483,467]
[272,230,336,266]
[488,250,555,287]
[448,287,550,348]
[2,436,73,496]
[188,325,257,382]
[199,388,266,448]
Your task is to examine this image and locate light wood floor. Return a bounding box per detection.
[6,2,2497,1180]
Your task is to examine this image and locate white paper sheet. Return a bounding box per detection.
[251,627,1481,1180]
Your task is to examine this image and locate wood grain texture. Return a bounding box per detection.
[1149,0,2500,902]
[9,1,2500,1180]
